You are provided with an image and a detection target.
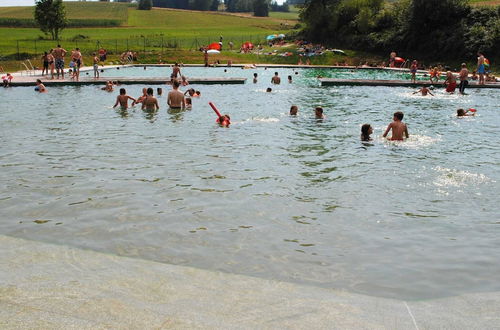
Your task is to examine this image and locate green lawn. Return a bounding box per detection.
[0,6,292,60]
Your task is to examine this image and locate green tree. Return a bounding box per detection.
[254,0,269,16]
[138,0,153,10]
[34,0,67,40]
[210,0,220,11]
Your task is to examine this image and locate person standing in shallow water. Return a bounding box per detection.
[271,72,281,84]
[458,63,469,95]
[383,111,409,141]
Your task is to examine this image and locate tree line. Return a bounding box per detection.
[299,0,499,59]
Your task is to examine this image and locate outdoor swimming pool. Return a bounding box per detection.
[1,67,499,300]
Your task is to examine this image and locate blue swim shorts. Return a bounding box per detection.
[55,58,64,70]
[478,64,485,74]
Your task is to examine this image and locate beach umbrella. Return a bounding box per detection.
[207,42,221,51]
[331,49,346,55]
[206,49,220,54]
[266,34,277,41]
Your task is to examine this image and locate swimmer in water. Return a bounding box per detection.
[288,75,292,83]
[290,105,298,116]
[253,73,258,83]
[271,72,281,84]
[361,124,373,141]
[113,88,137,109]
[315,107,325,119]
[35,79,46,93]
[134,87,148,105]
[457,108,475,117]
[383,111,409,141]
[184,88,195,97]
[185,97,192,109]
[167,80,185,109]
[142,87,159,111]
[266,87,272,93]
[413,86,434,96]
[101,80,114,92]
[217,114,231,127]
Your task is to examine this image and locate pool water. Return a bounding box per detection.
[96,65,428,82]
[1,67,499,300]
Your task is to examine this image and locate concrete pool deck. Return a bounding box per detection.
[1,235,499,329]
[319,78,500,89]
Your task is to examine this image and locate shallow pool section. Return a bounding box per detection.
[1,70,499,300]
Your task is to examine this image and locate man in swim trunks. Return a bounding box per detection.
[410,60,418,83]
[71,48,82,81]
[142,88,159,111]
[458,63,469,95]
[477,52,485,85]
[93,53,100,78]
[135,88,148,105]
[171,63,181,82]
[383,111,409,141]
[41,52,49,76]
[444,71,457,93]
[52,44,67,79]
[167,80,185,109]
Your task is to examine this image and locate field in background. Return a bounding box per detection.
[0,5,294,63]
[0,2,129,27]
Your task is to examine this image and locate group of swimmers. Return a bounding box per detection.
[111,80,199,111]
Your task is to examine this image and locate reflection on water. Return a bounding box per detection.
[0,69,499,301]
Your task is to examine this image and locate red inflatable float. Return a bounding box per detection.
[394,57,405,64]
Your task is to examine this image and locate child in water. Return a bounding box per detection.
[383,111,409,141]
[361,124,373,141]
[457,108,475,117]
[290,105,298,116]
[185,97,192,109]
[315,107,325,119]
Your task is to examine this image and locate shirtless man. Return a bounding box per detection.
[52,44,67,79]
[383,111,409,141]
[113,88,137,109]
[167,80,185,109]
[71,48,82,81]
[142,88,159,111]
[477,52,485,85]
[412,86,434,96]
[271,72,281,84]
[458,63,469,94]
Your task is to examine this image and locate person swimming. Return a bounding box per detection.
[361,124,373,141]
[457,108,475,117]
[315,107,325,119]
[290,105,298,116]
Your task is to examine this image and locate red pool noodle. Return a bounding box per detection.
[468,108,477,112]
[209,102,222,118]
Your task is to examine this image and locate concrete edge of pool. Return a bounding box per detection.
[319,78,500,89]
[1,234,499,329]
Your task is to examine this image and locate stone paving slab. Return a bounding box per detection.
[1,235,499,329]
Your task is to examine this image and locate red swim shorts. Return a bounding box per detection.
[446,82,457,93]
